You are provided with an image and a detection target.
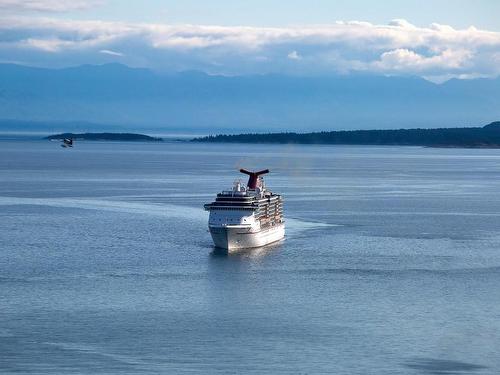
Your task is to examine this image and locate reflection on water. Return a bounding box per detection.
[403,358,487,374]
[210,239,284,259]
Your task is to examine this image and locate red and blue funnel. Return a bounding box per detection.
[240,169,269,189]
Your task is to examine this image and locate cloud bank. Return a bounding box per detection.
[1,16,500,80]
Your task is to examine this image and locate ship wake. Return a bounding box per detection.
[0,196,338,236]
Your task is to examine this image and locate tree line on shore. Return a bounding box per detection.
[193,122,500,147]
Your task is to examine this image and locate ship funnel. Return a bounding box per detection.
[240,169,269,189]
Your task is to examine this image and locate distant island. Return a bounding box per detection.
[192,121,500,148]
[46,133,163,142]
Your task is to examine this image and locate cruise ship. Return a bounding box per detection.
[204,169,285,250]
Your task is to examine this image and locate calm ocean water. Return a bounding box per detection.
[1,138,500,374]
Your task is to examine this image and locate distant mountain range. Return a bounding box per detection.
[193,121,500,148]
[1,63,500,133]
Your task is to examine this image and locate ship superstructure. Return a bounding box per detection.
[204,169,285,250]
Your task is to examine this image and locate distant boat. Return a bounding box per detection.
[204,169,285,251]
[61,138,73,148]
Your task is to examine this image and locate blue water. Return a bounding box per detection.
[1,139,500,374]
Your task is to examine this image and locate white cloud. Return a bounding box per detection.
[388,19,418,29]
[99,49,123,57]
[287,50,301,60]
[20,37,75,52]
[1,16,500,79]
[372,48,474,72]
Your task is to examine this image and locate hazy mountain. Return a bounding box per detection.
[1,63,499,133]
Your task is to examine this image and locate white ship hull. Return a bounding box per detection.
[209,223,285,251]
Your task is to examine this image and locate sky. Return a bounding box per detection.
[1,0,500,80]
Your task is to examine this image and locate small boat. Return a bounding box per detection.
[61,138,73,148]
